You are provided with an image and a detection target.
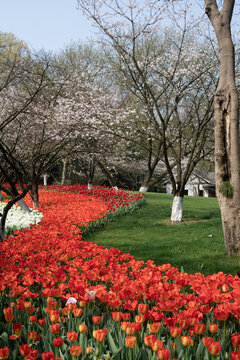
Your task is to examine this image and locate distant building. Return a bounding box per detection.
[165,172,216,197]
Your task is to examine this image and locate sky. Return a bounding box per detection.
[0,0,94,53]
[0,1,239,54]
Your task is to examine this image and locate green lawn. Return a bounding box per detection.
[85,192,240,276]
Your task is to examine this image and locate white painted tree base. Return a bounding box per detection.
[139,186,149,192]
[171,196,183,222]
[112,186,118,190]
[18,199,31,213]
[88,183,93,190]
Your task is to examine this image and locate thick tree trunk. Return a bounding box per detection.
[205,0,240,255]
[171,195,183,222]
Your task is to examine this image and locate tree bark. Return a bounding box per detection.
[171,195,183,222]
[30,182,39,208]
[61,157,68,185]
[205,0,240,255]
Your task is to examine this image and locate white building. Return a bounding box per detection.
[165,172,216,197]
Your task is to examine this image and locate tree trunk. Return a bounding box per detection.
[0,186,31,242]
[61,157,68,185]
[139,185,149,192]
[98,161,117,188]
[205,0,240,255]
[18,199,31,212]
[30,183,39,208]
[43,174,48,186]
[171,195,183,222]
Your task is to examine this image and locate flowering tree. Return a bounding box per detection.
[77,0,217,220]
[0,48,78,240]
[55,43,132,189]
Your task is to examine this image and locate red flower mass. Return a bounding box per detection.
[0,185,240,358]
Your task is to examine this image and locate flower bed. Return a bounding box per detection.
[0,202,43,237]
[0,186,240,359]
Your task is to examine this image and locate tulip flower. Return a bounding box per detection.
[112,311,122,322]
[28,331,39,342]
[230,351,240,360]
[181,336,193,346]
[208,341,221,356]
[38,318,46,326]
[125,336,137,348]
[86,347,93,355]
[92,316,101,325]
[194,323,206,335]
[53,337,63,348]
[79,324,87,333]
[41,352,55,360]
[209,324,218,334]
[3,307,14,323]
[19,344,31,357]
[157,348,171,360]
[93,329,108,342]
[50,323,61,335]
[13,322,22,336]
[69,346,82,356]
[0,346,10,359]
[144,335,157,348]
[67,331,78,342]
[169,326,182,338]
[232,334,240,348]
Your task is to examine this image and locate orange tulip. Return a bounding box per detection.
[79,324,87,333]
[112,311,122,322]
[169,326,182,338]
[3,308,14,323]
[93,329,108,342]
[193,323,206,335]
[50,323,61,335]
[67,331,78,342]
[125,336,137,348]
[157,348,171,360]
[208,341,221,356]
[92,316,101,325]
[69,346,82,356]
[181,336,193,347]
[148,322,161,334]
[209,324,218,334]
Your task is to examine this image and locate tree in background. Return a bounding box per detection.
[77,0,217,221]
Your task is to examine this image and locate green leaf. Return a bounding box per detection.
[0,332,8,344]
[196,340,205,360]
[139,348,149,360]
[108,331,118,353]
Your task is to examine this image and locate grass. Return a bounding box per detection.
[85,192,240,276]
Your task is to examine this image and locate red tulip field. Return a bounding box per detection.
[0,185,240,360]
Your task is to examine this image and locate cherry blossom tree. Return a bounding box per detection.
[77,0,218,220]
